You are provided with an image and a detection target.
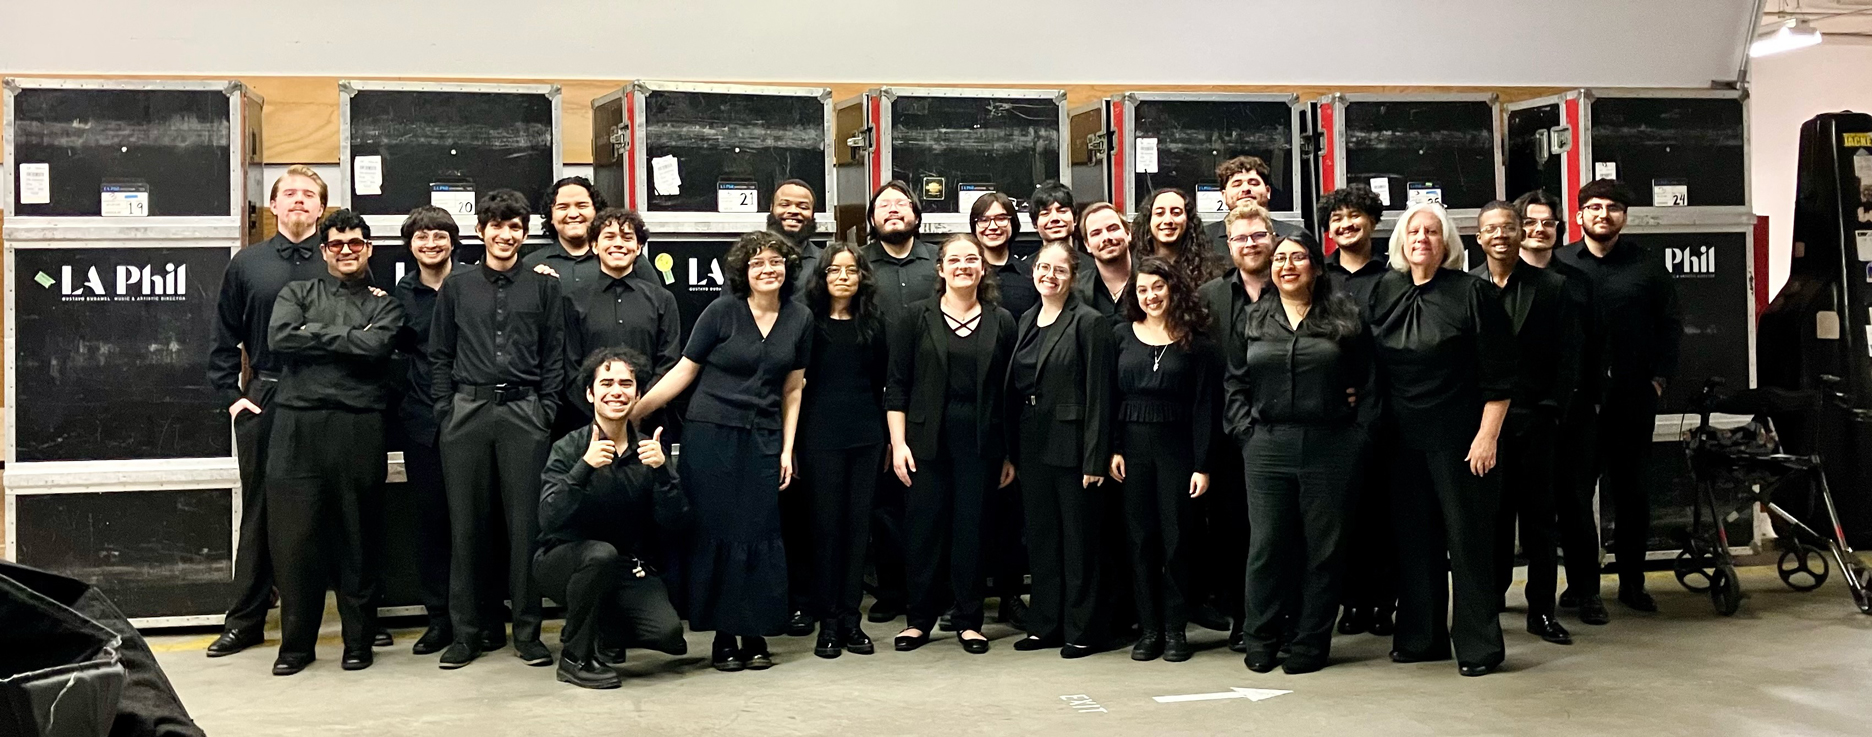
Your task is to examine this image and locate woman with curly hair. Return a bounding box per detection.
[1132,188,1221,284]
[633,230,812,672]
[1110,256,1217,663]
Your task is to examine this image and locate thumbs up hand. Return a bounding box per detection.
[638,427,667,469]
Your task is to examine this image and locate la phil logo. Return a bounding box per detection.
[36,264,190,302]
[1664,246,1716,277]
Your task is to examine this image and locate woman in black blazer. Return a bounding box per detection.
[1006,241,1113,658]
[885,234,1019,654]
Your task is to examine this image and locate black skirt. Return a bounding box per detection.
[681,420,788,636]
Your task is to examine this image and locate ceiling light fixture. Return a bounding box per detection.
[1750,18,1823,58]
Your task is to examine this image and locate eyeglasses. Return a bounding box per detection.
[323,239,369,253]
[1581,203,1627,214]
[823,265,860,277]
[1032,262,1072,275]
[1479,224,1519,236]
[975,215,1012,227]
[1227,231,1273,245]
[1522,218,1560,229]
[748,257,788,270]
[1270,252,1312,266]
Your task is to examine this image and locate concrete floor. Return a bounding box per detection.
[147,566,1872,737]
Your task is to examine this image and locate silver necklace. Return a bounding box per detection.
[1151,344,1169,372]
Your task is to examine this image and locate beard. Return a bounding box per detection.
[766,213,817,247]
[874,218,917,246]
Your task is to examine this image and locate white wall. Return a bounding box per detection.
[0,0,1756,87]
[1748,40,1872,299]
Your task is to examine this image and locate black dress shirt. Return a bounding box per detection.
[429,263,568,416]
[799,316,888,451]
[1469,260,1581,417]
[1556,238,1682,391]
[1325,249,1388,318]
[1113,324,1219,473]
[523,242,667,299]
[268,275,405,412]
[681,297,813,432]
[1368,268,1518,451]
[537,423,688,560]
[209,231,328,405]
[1073,268,1131,328]
[1199,269,1269,362]
[1224,295,1373,438]
[862,240,938,318]
[1540,257,1600,407]
[393,270,447,445]
[566,272,683,401]
[990,255,1039,322]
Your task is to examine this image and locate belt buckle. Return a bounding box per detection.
[1025,395,1038,406]
[493,383,520,404]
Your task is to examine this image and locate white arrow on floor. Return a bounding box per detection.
[1153,688,1292,704]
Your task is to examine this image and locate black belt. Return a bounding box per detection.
[460,383,537,404]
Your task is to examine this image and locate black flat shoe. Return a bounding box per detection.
[341,648,373,671]
[1014,635,1061,652]
[1368,607,1396,637]
[271,653,313,676]
[1162,631,1192,663]
[1527,614,1574,645]
[814,628,844,659]
[1578,595,1611,625]
[438,641,478,669]
[1459,663,1496,677]
[556,655,621,689]
[1244,653,1278,673]
[1060,643,1095,659]
[894,629,930,652]
[1618,586,1658,613]
[787,611,816,637]
[1389,649,1451,664]
[867,602,904,623]
[1282,655,1326,674]
[711,643,747,672]
[411,625,452,656]
[1337,607,1370,635]
[207,629,262,658]
[959,632,990,655]
[1131,632,1164,662]
[371,628,393,648]
[846,627,876,655]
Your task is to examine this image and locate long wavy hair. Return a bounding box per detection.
[932,234,1001,307]
[801,241,883,344]
[1243,236,1363,342]
[1123,256,1211,348]
[1131,187,1220,283]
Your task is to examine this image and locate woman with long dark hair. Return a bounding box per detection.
[1132,188,1221,284]
[1368,202,1516,677]
[1111,256,1217,663]
[796,242,889,659]
[1227,235,1372,674]
[632,230,812,672]
[1007,241,1112,658]
[886,234,1018,654]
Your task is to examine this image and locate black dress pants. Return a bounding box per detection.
[439,393,551,647]
[1391,445,1505,668]
[224,376,280,634]
[904,416,993,633]
[1241,425,1361,660]
[534,540,685,661]
[1340,428,1399,614]
[1495,412,1561,616]
[402,437,452,630]
[1554,403,1604,596]
[798,444,884,628]
[266,408,385,658]
[868,473,910,612]
[1198,437,1249,622]
[1018,412,1105,646]
[1597,385,1659,588]
[1121,423,1196,636]
[986,474,1028,609]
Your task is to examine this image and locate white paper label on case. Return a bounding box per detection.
[430,183,476,215]
[1855,149,1872,182]
[1195,184,1226,215]
[353,155,383,196]
[1594,162,1618,181]
[100,183,149,217]
[957,183,996,215]
[1652,179,1688,207]
[716,182,758,213]
[1855,230,1872,262]
[18,163,50,205]
[1135,137,1159,173]
[652,156,682,196]
[1406,182,1442,206]
[1816,311,1841,340]
[1369,178,1392,207]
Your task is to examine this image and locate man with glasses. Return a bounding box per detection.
[1513,189,1609,625]
[262,209,404,675]
[1556,180,1681,616]
[206,165,341,657]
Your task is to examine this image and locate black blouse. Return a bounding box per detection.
[681,296,813,432]
[1112,323,1219,473]
[1010,318,1056,399]
[799,317,887,451]
[1224,295,1373,437]
[946,325,988,406]
[1367,268,1517,451]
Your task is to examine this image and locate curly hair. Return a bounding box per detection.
[1123,256,1211,348]
[1131,188,1220,283]
[723,230,802,301]
[932,234,1001,307]
[801,241,883,344]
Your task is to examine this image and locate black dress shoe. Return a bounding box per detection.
[867,602,905,623]
[371,628,393,648]
[1368,607,1396,637]
[411,625,452,656]
[1459,663,1496,677]
[1389,649,1451,664]
[207,629,261,658]
[341,648,373,671]
[744,640,775,670]
[996,598,1029,629]
[481,631,508,653]
[1014,635,1061,652]
[1131,632,1164,662]
[271,653,313,676]
[557,655,622,689]
[1618,586,1658,613]
[787,611,816,637]
[1244,652,1278,673]
[1337,607,1370,635]
[959,633,991,654]
[711,643,747,672]
[1577,595,1611,625]
[1190,604,1231,632]
[1060,643,1095,659]
[814,628,844,659]
[1527,614,1574,645]
[438,641,479,669]
[513,640,554,666]
[1162,631,1192,663]
[595,645,626,667]
[1558,590,1582,608]
[1282,654,1327,674]
[845,627,876,655]
[893,629,930,652]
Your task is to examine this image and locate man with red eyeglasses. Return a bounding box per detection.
[263,209,404,675]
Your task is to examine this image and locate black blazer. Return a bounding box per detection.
[1469,261,1581,419]
[885,297,1018,461]
[1007,297,1114,476]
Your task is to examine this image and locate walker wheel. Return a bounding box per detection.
[1675,546,1717,592]
[1710,564,1744,616]
[1777,545,1830,592]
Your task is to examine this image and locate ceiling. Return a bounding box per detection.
[1763,0,1872,37]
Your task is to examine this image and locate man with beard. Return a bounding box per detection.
[206,165,345,657]
[524,177,668,295]
[1201,156,1311,254]
[393,206,470,655]
[263,209,405,675]
[430,190,568,669]
[860,181,934,624]
[1076,202,1133,327]
[1195,201,1278,648]
[563,208,681,425]
[1470,201,1579,646]
[770,179,822,259]
[1513,189,1609,625]
[1556,179,1681,616]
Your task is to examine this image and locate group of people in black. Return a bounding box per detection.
[204,154,1680,687]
